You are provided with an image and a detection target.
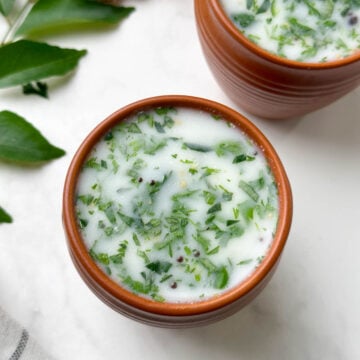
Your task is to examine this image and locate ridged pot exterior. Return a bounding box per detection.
[63,96,292,328]
[195,0,360,119]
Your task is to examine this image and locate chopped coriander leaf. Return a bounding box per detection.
[202,167,221,177]
[226,220,240,226]
[198,258,217,273]
[172,189,199,200]
[160,274,173,283]
[104,206,117,224]
[233,207,240,219]
[207,246,220,255]
[127,123,142,133]
[193,232,211,251]
[117,212,134,226]
[239,180,259,202]
[155,107,176,115]
[78,194,94,205]
[184,142,213,152]
[238,200,255,221]
[97,253,110,266]
[122,275,158,295]
[146,261,173,274]
[184,246,192,256]
[0,207,12,223]
[154,121,165,133]
[144,137,168,155]
[214,267,229,289]
[137,250,150,264]
[233,13,255,28]
[219,185,233,201]
[151,294,166,302]
[233,154,255,163]
[132,233,140,246]
[78,218,88,229]
[104,131,113,141]
[207,202,222,214]
[237,259,253,265]
[215,141,244,157]
[109,241,128,264]
[84,157,101,170]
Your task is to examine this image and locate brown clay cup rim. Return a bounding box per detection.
[211,0,360,69]
[63,95,293,317]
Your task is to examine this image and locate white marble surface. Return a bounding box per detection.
[1,1,360,359]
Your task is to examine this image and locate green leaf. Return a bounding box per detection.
[0,110,65,163]
[257,0,270,14]
[233,154,255,163]
[214,267,229,289]
[193,232,210,251]
[246,0,254,10]
[0,0,15,16]
[16,0,135,36]
[237,259,253,265]
[207,202,222,214]
[239,180,259,202]
[232,13,255,28]
[0,206,12,223]
[288,18,315,37]
[206,246,220,256]
[146,261,172,275]
[198,258,217,273]
[184,142,212,153]
[22,81,48,98]
[0,40,87,89]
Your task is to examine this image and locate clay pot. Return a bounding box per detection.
[63,95,292,328]
[194,0,360,119]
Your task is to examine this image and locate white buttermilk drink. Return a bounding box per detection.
[75,107,279,303]
[220,0,360,62]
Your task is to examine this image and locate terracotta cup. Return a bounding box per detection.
[194,0,360,119]
[63,95,293,328]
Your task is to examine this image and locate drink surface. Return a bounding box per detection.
[75,107,279,303]
[220,0,360,62]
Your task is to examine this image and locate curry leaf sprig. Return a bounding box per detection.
[0,0,135,223]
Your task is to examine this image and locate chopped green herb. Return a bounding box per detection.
[239,180,259,202]
[160,274,173,283]
[0,207,12,224]
[146,261,172,274]
[233,13,255,28]
[207,246,220,256]
[214,267,229,289]
[207,202,222,214]
[132,233,140,246]
[237,259,253,265]
[184,142,213,153]
[233,154,255,163]
[78,218,88,229]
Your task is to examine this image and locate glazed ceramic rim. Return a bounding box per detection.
[63,95,292,317]
[212,0,360,69]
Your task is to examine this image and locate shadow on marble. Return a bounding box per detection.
[254,90,360,149]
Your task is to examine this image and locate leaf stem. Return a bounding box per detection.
[1,0,33,46]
